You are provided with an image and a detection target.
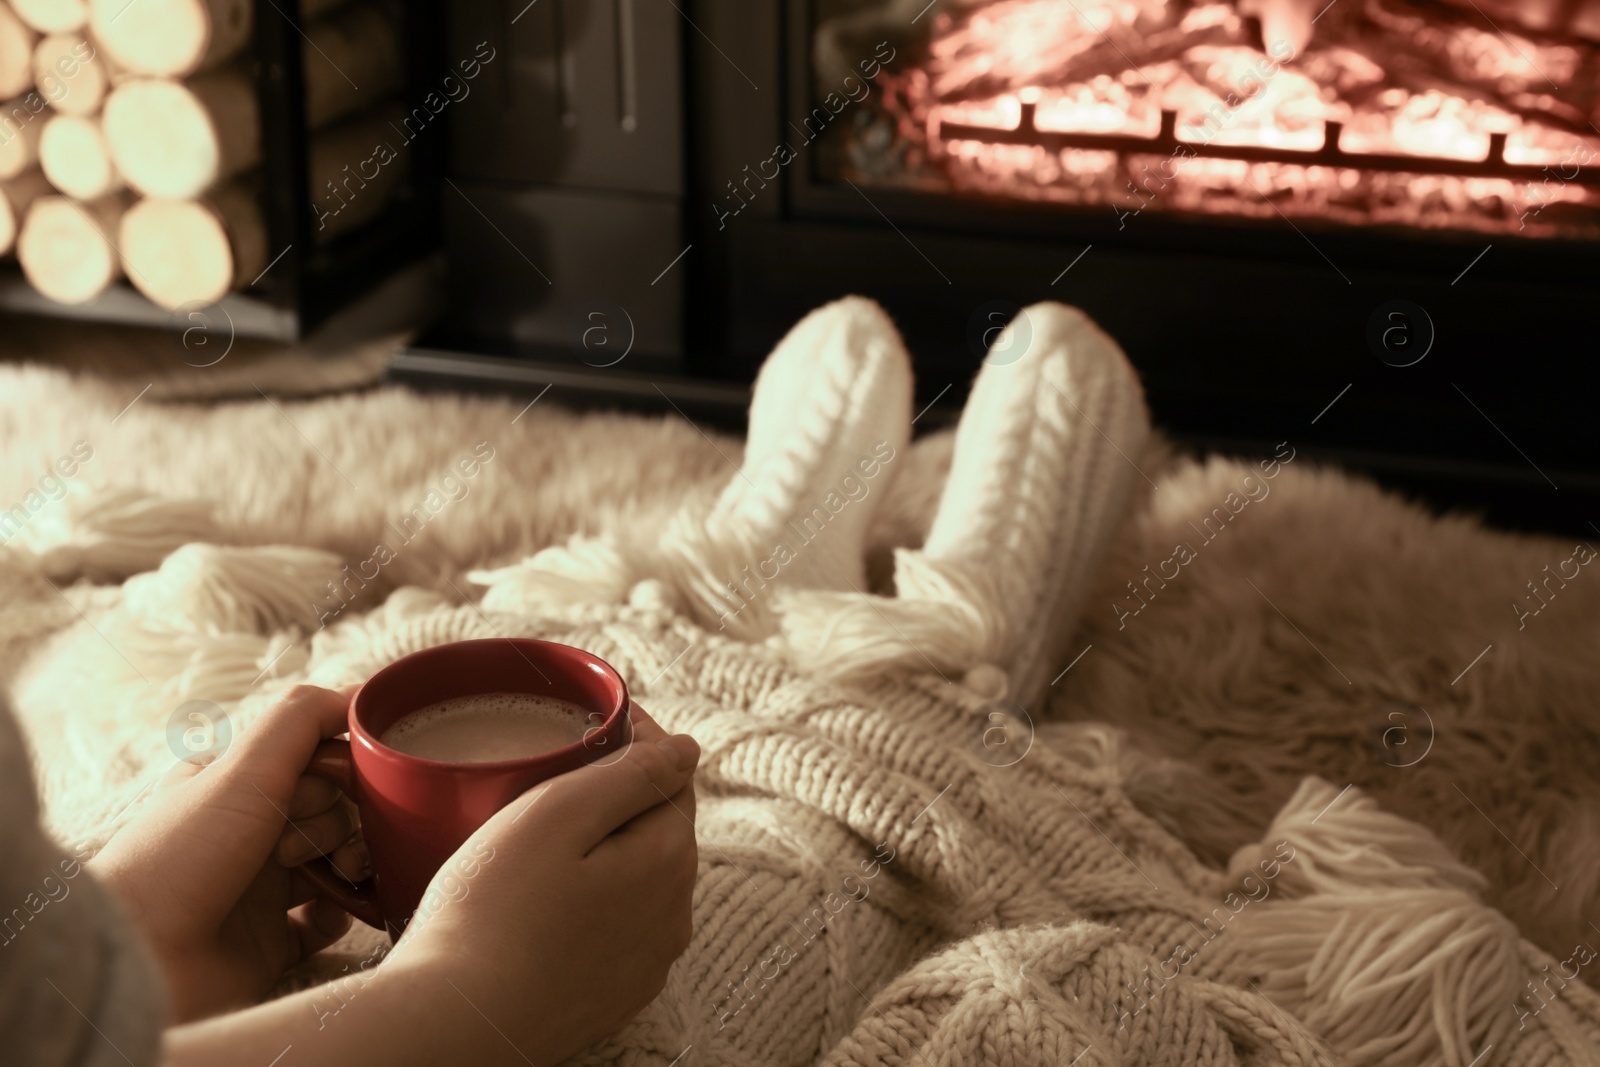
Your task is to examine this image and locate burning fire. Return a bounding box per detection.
[848,0,1600,235]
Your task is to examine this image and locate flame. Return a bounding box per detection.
[861,0,1600,236]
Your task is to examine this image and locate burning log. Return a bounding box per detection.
[1429,0,1600,45]
[846,0,1600,237]
[16,190,127,303]
[1351,0,1600,132]
[118,182,265,308]
[815,0,995,89]
[924,0,1600,134]
[39,112,121,199]
[926,0,1219,104]
[0,2,39,98]
[1238,0,1314,54]
[0,165,50,253]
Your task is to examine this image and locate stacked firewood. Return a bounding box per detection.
[0,0,406,308]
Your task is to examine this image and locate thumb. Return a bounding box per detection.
[208,684,355,804]
[492,732,700,855]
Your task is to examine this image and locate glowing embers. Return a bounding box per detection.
[1337,89,1505,161]
[860,0,1600,236]
[937,147,1575,234]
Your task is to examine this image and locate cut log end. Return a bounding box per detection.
[39,113,121,199]
[120,189,263,309]
[0,5,41,98]
[33,34,111,115]
[10,0,88,35]
[0,168,54,253]
[87,0,249,77]
[0,103,46,179]
[103,74,258,197]
[17,192,126,303]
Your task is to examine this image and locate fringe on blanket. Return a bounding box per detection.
[25,482,1600,1067]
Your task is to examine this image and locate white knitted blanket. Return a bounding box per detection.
[9,530,1600,1066]
[6,302,1600,1066]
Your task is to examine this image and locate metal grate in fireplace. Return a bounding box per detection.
[811,0,1600,240]
[934,104,1600,210]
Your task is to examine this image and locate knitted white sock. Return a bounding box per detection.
[656,296,912,639]
[776,303,1149,710]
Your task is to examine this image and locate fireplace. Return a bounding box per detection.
[814,0,1600,239]
[395,0,1600,533]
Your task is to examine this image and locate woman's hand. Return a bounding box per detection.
[381,704,701,1065]
[92,684,366,1022]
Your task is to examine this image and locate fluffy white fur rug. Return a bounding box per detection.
[3,356,1598,973]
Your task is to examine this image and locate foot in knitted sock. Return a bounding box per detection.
[656,296,913,639]
[775,303,1149,710]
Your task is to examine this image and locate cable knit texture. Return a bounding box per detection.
[657,297,914,641]
[775,304,1149,709]
[5,301,1600,1065]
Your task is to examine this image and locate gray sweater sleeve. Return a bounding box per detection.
[0,693,167,1067]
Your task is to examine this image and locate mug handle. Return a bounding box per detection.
[299,738,387,930]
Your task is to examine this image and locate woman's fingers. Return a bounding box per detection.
[260,694,691,874]
[286,772,342,819]
[327,835,371,882]
[247,684,354,752]
[490,731,701,855]
[660,779,696,828]
[586,786,698,958]
[626,702,668,745]
[288,896,353,963]
[150,686,358,811]
[592,781,698,888]
[155,757,207,792]
[209,685,354,799]
[594,785,697,862]
[276,802,357,867]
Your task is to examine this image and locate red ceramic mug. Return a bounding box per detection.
[300,638,634,937]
